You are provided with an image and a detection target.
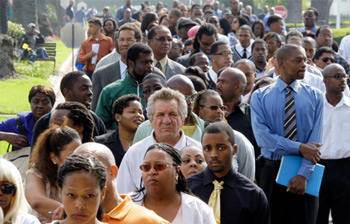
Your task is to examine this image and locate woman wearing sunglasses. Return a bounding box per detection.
[192,90,255,181]
[133,143,215,224]
[0,159,40,224]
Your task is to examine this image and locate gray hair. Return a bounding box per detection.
[147,88,188,120]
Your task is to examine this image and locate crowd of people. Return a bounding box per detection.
[1,0,350,223]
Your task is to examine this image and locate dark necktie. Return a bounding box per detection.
[284,86,297,141]
[155,61,162,71]
[242,48,247,58]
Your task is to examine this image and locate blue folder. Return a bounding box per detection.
[275,155,325,197]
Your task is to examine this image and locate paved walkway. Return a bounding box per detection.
[48,49,78,107]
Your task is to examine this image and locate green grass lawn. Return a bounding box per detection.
[0,40,71,155]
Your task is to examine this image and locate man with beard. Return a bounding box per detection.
[147,25,185,80]
[91,23,142,111]
[251,39,268,79]
[250,45,323,224]
[95,43,156,130]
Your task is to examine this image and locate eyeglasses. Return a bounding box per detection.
[185,93,197,101]
[140,162,176,172]
[214,51,233,56]
[200,104,228,111]
[143,86,163,95]
[0,183,16,194]
[153,37,173,42]
[118,38,136,43]
[324,73,348,80]
[321,57,335,63]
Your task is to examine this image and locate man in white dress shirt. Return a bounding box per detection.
[208,41,233,84]
[116,88,201,194]
[317,64,350,224]
[232,25,254,62]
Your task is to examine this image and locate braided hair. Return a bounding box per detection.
[56,102,94,143]
[133,143,192,201]
[58,154,106,221]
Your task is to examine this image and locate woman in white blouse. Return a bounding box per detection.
[132,143,215,224]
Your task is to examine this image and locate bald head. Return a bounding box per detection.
[74,142,115,168]
[167,74,196,94]
[222,67,247,86]
[323,63,345,77]
[218,67,247,97]
[277,44,305,62]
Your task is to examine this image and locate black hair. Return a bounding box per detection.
[219,18,232,36]
[209,40,228,55]
[202,122,235,147]
[187,75,207,92]
[28,85,56,106]
[315,25,331,37]
[251,39,267,52]
[55,102,94,143]
[191,4,201,11]
[133,143,192,201]
[236,16,249,27]
[313,47,335,61]
[148,25,170,40]
[126,43,153,67]
[285,30,303,43]
[142,73,167,87]
[305,7,319,18]
[263,32,282,47]
[103,18,117,31]
[60,71,87,97]
[141,12,158,33]
[170,8,182,17]
[251,20,266,39]
[189,52,207,66]
[267,15,282,27]
[184,66,208,87]
[192,23,218,53]
[184,38,193,47]
[58,154,106,221]
[193,89,219,115]
[203,4,214,12]
[112,94,142,116]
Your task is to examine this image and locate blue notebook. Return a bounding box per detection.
[275,155,325,197]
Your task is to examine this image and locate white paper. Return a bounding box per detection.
[91,44,100,64]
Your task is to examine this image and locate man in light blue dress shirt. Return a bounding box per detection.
[250,44,323,224]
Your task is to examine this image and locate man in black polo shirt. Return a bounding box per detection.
[187,122,270,224]
[216,67,259,157]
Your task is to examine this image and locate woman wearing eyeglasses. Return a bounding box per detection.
[0,159,40,224]
[133,143,215,224]
[192,90,255,181]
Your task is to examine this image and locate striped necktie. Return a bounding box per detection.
[155,61,162,71]
[284,86,297,141]
[208,180,224,224]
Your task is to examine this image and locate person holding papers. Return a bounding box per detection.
[316,64,350,224]
[78,18,114,79]
[250,44,323,224]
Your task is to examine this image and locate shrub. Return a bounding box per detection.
[7,21,25,40]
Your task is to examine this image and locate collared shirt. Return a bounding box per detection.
[321,93,350,159]
[116,130,201,194]
[153,55,168,75]
[255,63,267,80]
[296,26,317,35]
[208,67,218,83]
[77,34,114,72]
[187,168,270,224]
[234,42,252,59]
[95,72,144,130]
[250,77,323,179]
[226,102,259,154]
[119,60,127,80]
[102,194,169,224]
[95,49,121,70]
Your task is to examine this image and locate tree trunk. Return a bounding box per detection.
[48,0,65,36]
[12,0,38,29]
[285,0,302,23]
[0,0,8,34]
[311,0,333,25]
[37,0,53,36]
[0,35,16,78]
